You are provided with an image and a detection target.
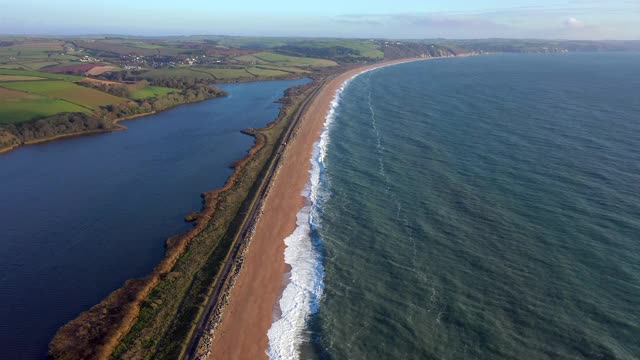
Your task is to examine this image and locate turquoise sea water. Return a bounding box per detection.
[296,54,639,359]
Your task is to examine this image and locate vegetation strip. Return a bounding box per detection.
[184,80,326,360]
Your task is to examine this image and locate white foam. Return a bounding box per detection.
[266,64,409,359]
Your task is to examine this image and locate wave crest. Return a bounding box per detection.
[267,71,377,359]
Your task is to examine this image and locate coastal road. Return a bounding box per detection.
[181,78,327,360]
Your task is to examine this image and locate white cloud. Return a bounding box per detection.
[565,17,585,28]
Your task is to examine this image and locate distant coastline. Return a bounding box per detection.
[45,54,462,359]
[3,33,638,359]
[205,55,459,360]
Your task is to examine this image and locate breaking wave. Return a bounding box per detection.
[266,71,372,359]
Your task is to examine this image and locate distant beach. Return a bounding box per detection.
[207,57,440,359]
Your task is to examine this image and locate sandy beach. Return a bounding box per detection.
[208,57,431,360]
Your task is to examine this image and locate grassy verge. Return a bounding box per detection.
[129,86,177,100]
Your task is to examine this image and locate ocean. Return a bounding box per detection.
[269,53,640,359]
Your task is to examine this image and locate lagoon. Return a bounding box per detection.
[0,78,308,359]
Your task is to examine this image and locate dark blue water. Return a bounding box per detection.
[0,78,308,359]
[305,54,640,359]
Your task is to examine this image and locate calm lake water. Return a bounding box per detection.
[0,78,308,359]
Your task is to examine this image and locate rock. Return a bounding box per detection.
[184,212,200,222]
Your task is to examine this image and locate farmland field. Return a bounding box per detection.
[0,69,84,81]
[291,39,385,59]
[49,54,80,61]
[193,68,253,80]
[0,44,64,57]
[0,87,88,124]
[74,41,158,56]
[254,65,311,73]
[43,64,104,74]
[252,51,337,67]
[234,54,271,65]
[18,61,62,70]
[129,86,177,100]
[0,80,127,109]
[86,66,120,76]
[0,75,46,81]
[0,64,28,70]
[245,67,289,77]
[140,68,216,81]
[141,67,261,81]
[122,42,165,49]
[74,40,187,56]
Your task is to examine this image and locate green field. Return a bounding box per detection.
[0,64,27,70]
[0,39,84,74]
[49,54,80,61]
[18,61,62,70]
[0,44,64,57]
[129,86,177,100]
[292,39,385,59]
[234,54,271,65]
[193,68,253,80]
[0,80,127,109]
[140,68,215,81]
[0,75,46,81]
[253,51,337,66]
[237,51,337,67]
[245,67,290,77]
[75,40,188,57]
[0,69,84,81]
[123,42,165,50]
[141,67,263,81]
[203,36,291,49]
[254,65,311,73]
[0,88,88,124]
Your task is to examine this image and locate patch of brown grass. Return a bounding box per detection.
[80,77,125,86]
[86,66,120,76]
[0,87,31,99]
[0,75,46,81]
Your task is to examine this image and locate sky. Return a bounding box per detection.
[1,0,638,40]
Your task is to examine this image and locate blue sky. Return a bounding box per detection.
[1,0,638,39]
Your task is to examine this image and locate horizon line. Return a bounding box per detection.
[1,34,639,42]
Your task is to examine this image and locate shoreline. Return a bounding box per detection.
[49,120,266,360]
[0,72,328,155]
[0,74,324,155]
[47,79,315,359]
[0,95,215,155]
[206,56,446,359]
[0,110,157,155]
[44,56,458,358]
